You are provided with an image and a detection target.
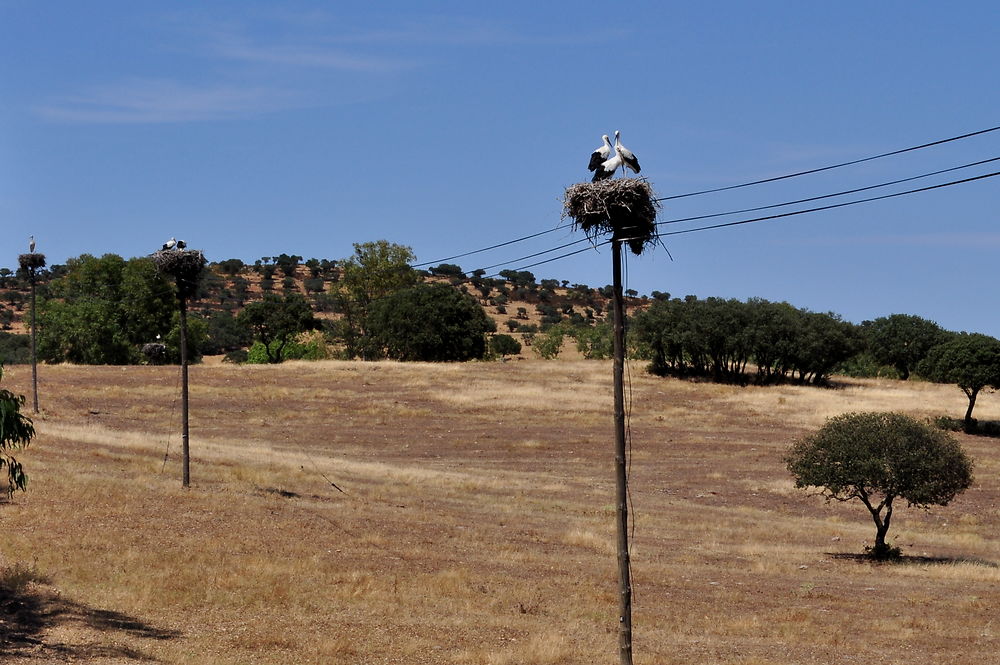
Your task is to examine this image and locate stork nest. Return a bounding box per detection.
[18,253,47,272]
[563,178,661,255]
[152,249,207,298]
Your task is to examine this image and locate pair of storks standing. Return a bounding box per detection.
[588,130,640,182]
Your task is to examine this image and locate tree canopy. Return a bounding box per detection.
[237,293,319,363]
[863,314,947,380]
[918,332,1000,430]
[364,283,495,362]
[0,367,34,495]
[38,254,177,364]
[786,411,973,559]
[632,296,860,385]
[333,240,418,358]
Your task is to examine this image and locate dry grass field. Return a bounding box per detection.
[1,359,998,664]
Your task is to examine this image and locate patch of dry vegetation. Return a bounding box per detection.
[0,361,997,664]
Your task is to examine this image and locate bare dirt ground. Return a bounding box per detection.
[1,360,998,664]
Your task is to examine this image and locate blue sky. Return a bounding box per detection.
[3,2,999,336]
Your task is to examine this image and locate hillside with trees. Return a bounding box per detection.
[2,240,999,426]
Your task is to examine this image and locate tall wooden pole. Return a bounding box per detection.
[611,239,633,665]
[179,294,190,487]
[29,270,38,414]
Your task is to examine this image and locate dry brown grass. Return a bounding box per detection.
[0,361,998,664]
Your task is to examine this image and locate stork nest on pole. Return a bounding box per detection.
[18,253,47,272]
[563,178,660,255]
[152,249,207,299]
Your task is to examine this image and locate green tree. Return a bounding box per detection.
[918,333,1000,431]
[490,334,522,358]
[364,283,494,361]
[786,412,973,559]
[533,324,567,359]
[0,366,34,495]
[237,293,319,363]
[863,314,947,380]
[37,254,176,364]
[333,240,418,357]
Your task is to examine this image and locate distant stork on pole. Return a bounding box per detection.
[29,235,35,253]
[614,130,641,176]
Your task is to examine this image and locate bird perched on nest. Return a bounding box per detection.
[588,135,613,173]
[614,130,640,175]
[162,237,177,250]
[589,130,641,182]
[176,239,187,250]
[29,235,35,252]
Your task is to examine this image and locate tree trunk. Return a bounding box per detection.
[963,386,979,432]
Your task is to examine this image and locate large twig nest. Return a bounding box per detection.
[152,249,207,299]
[18,253,47,272]
[563,178,661,255]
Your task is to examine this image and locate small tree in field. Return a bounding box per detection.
[786,412,973,559]
[490,334,521,359]
[1,367,34,495]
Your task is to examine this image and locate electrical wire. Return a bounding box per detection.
[650,169,1000,240]
[654,155,1000,228]
[656,124,1000,201]
[412,224,572,268]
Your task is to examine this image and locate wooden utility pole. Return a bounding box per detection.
[179,293,190,487]
[29,269,39,414]
[151,246,204,488]
[611,239,633,665]
[18,250,45,414]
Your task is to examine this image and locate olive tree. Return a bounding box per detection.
[786,412,973,559]
[1,367,34,495]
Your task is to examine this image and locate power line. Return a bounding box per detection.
[415,126,1000,276]
[656,124,1000,201]
[412,224,571,268]
[510,169,1000,275]
[652,169,1000,239]
[655,155,1000,228]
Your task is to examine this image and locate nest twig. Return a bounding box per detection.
[18,253,47,272]
[563,178,661,255]
[152,249,207,299]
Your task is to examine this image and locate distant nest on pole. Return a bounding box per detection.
[18,253,47,272]
[152,249,207,299]
[563,178,661,255]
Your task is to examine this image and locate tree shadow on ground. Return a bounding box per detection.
[1,574,180,662]
[828,552,999,567]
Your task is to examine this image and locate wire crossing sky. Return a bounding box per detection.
[3,2,999,336]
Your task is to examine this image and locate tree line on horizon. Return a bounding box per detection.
[1,240,999,431]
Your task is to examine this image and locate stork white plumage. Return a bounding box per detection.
[29,235,35,253]
[163,237,177,251]
[176,240,187,250]
[588,134,613,173]
[614,130,640,175]
[592,153,623,182]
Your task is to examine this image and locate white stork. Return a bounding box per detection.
[162,237,177,251]
[29,235,35,252]
[176,239,187,250]
[591,153,622,182]
[614,130,640,175]
[587,134,613,173]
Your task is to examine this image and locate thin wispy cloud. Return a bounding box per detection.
[213,37,414,73]
[36,78,304,124]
